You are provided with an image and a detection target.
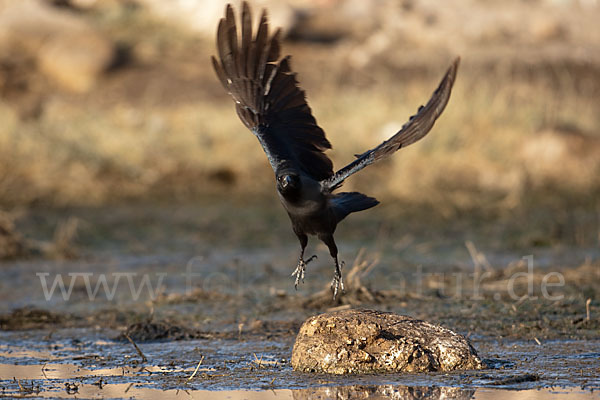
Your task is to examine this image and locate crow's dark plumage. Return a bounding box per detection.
[212,2,459,299]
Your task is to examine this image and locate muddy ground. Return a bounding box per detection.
[0,201,598,398]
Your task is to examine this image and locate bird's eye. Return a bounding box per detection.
[279,174,295,188]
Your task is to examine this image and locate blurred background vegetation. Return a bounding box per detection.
[0,0,598,257]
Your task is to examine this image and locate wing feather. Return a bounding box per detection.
[211,56,228,90]
[225,5,238,78]
[213,1,333,180]
[252,11,268,79]
[240,2,252,75]
[322,57,460,191]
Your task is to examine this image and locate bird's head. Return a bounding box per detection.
[276,171,301,197]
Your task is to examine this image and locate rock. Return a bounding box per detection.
[37,29,115,93]
[519,127,600,190]
[0,0,116,92]
[0,213,29,260]
[530,16,567,42]
[291,309,484,374]
[135,0,297,37]
[121,321,202,342]
[0,307,64,330]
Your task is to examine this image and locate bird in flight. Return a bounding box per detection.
[212,2,459,299]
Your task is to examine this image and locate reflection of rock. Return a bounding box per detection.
[0,0,116,92]
[292,384,476,400]
[291,309,484,374]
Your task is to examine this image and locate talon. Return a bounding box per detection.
[291,264,304,289]
[331,275,345,300]
[292,257,312,289]
[331,260,345,300]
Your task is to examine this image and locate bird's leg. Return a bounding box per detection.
[320,234,345,300]
[291,233,317,289]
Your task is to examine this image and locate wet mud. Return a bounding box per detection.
[0,204,598,398]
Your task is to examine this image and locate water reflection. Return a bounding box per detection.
[292,385,475,399]
[0,376,596,400]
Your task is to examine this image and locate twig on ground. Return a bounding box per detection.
[187,355,205,382]
[125,333,147,363]
[465,240,494,274]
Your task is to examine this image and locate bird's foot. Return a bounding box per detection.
[291,255,317,289]
[330,260,345,300]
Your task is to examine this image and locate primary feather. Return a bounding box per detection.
[212,2,333,181]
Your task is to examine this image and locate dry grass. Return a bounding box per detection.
[1,68,597,214]
[0,209,78,259]
[0,2,598,216]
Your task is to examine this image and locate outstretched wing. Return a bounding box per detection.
[321,57,460,191]
[212,1,333,181]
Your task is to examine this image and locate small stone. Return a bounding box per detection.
[291,309,484,374]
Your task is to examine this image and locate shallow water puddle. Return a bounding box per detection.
[0,329,598,399]
[472,388,597,399]
[1,363,196,380]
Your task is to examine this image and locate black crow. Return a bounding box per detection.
[212,2,459,299]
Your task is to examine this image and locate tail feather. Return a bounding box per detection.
[331,192,379,223]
